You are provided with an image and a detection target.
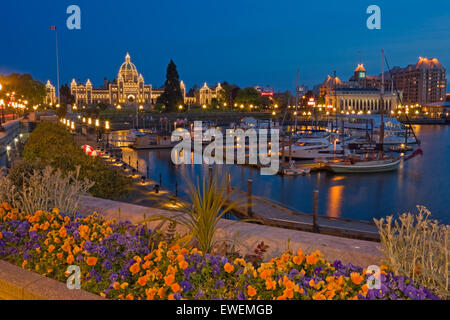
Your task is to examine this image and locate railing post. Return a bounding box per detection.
[208,166,213,186]
[313,190,319,233]
[247,179,253,217]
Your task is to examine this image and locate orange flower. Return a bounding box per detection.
[86,256,98,266]
[0,232,3,239]
[129,263,141,275]
[48,245,55,253]
[56,252,63,260]
[158,287,165,299]
[283,288,294,299]
[59,227,67,238]
[350,272,364,285]
[306,254,318,265]
[265,278,277,290]
[247,285,257,297]
[126,294,134,300]
[138,275,148,286]
[171,283,181,293]
[164,274,175,286]
[146,288,157,300]
[179,260,188,270]
[224,262,234,273]
[113,282,120,290]
[293,255,304,265]
[312,292,326,300]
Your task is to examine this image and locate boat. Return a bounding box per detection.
[326,157,401,173]
[283,135,347,160]
[389,144,413,153]
[326,49,403,174]
[126,128,147,140]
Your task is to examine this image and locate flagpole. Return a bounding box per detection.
[55,28,60,104]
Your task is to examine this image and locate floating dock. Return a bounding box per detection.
[227,189,379,241]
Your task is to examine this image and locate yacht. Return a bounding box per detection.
[283,136,346,160]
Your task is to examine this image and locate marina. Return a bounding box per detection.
[101,123,449,225]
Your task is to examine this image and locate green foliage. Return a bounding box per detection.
[157,60,184,112]
[21,122,131,199]
[145,172,240,254]
[235,87,261,106]
[0,73,46,106]
[0,166,93,217]
[375,206,449,299]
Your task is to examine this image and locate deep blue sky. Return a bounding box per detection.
[1,0,449,91]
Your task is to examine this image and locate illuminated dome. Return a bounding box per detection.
[118,53,139,82]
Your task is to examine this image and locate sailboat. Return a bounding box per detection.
[326,49,401,173]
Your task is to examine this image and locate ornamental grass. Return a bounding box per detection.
[0,203,438,300]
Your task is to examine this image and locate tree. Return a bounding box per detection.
[235,87,261,106]
[157,60,184,112]
[0,73,46,106]
[59,84,75,106]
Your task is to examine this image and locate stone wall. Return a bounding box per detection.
[78,196,384,267]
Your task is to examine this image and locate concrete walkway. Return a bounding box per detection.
[228,189,380,241]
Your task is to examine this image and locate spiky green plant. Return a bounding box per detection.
[144,171,242,254]
[0,165,94,218]
[374,206,449,299]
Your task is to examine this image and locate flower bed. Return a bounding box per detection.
[0,203,438,300]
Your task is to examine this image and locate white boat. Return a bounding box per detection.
[326,157,401,173]
[126,129,147,140]
[283,136,346,160]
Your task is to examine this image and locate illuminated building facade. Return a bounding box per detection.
[198,82,224,105]
[45,80,56,105]
[387,57,447,105]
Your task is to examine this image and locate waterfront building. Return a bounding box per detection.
[198,82,224,105]
[46,53,194,108]
[45,80,56,105]
[330,88,400,114]
[386,57,447,105]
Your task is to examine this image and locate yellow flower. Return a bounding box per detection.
[120,282,129,289]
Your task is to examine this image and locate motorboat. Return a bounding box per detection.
[283,136,346,160]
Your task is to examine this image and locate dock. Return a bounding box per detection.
[227,189,380,241]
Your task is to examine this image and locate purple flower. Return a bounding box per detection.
[180,280,192,292]
[237,291,246,300]
[215,280,225,289]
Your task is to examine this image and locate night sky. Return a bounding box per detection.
[1,0,449,91]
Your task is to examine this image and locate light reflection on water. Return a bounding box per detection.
[118,125,449,224]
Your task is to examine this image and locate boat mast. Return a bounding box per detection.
[379,49,385,156]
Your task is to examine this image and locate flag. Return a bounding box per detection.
[49,26,57,30]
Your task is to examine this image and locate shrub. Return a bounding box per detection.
[0,166,93,217]
[21,122,130,199]
[0,204,439,300]
[374,206,449,299]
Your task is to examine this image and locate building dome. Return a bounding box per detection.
[118,53,139,82]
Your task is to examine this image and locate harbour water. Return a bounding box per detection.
[121,125,450,224]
